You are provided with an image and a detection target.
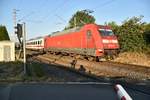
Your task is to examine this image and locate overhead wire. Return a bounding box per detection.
[18,0,71,25]
[42,0,69,21]
[75,0,116,26]
[17,0,116,23]
[92,0,116,11]
[17,0,116,26]
[54,14,66,23]
[25,19,43,23]
[18,0,48,23]
[18,11,35,22]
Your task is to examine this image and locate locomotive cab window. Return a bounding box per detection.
[99,29,114,36]
[86,30,92,39]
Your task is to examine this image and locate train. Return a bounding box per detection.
[26,24,119,59]
[26,37,44,50]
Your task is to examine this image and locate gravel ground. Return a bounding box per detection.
[0,62,23,80]
[34,54,150,80]
[0,60,96,82]
[28,58,96,82]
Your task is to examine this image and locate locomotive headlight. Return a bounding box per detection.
[98,49,103,52]
[112,40,118,43]
[102,39,109,43]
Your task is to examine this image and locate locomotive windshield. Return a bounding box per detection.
[99,29,114,36]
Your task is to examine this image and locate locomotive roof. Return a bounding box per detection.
[49,24,111,37]
[50,26,81,37]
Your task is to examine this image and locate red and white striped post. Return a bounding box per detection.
[114,84,132,100]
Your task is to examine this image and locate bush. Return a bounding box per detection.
[144,23,150,50]
[107,16,149,53]
[0,25,10,41]
[117,16,147,52]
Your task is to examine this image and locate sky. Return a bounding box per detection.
[0,0,150,41]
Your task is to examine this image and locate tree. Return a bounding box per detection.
[65,9,95,29]
[0,25,10,41]
[143,23,150,53]
[104,21,119,34]
[116,16,146,52]
[143,23,150,45]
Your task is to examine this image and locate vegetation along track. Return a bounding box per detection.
[27,50,150,80]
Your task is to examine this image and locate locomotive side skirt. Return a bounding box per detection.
[45,47,96,57]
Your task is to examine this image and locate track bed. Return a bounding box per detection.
[30,53,150,80]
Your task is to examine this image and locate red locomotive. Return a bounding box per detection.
[27,24,119,58]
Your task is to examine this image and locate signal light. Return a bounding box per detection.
[15,23,23,38]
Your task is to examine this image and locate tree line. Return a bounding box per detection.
[106,16,150,53]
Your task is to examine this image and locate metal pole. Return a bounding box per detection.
[23,22,26,75]
[13,9,19,35]
[74,17,76,28]
[13,9,17,34]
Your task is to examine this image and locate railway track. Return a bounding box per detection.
[26,50,150,81]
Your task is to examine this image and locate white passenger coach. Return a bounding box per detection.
[26,37,44,50]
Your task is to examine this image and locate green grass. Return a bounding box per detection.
[0,61,46,82]
[27,62,45,77]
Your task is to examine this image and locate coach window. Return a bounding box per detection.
[39,40,42,44]
[87,30,92,39]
